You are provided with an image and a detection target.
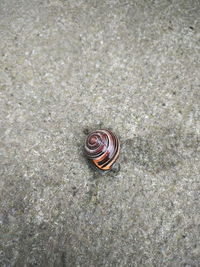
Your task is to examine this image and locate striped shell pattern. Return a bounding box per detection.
[84,129,120,171]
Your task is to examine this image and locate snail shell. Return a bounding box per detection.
[84,129,120,172]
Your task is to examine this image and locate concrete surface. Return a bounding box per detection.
[0,0,200,266]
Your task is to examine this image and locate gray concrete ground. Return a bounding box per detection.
[0,0,200,266]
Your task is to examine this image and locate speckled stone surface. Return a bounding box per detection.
[0,0,200,266]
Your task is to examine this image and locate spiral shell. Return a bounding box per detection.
[84,129,120,172]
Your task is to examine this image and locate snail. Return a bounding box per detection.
[84,129,120,173]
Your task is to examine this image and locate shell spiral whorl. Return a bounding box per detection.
[84,129,120,171]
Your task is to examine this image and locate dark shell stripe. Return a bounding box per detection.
[101,143,119,169]
[84,129,120,171]
[101,135,119,168]
[98,131,117,165]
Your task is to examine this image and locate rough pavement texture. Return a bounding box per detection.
[0,0,200,266]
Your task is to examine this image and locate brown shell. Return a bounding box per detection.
[84,129,120,171]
